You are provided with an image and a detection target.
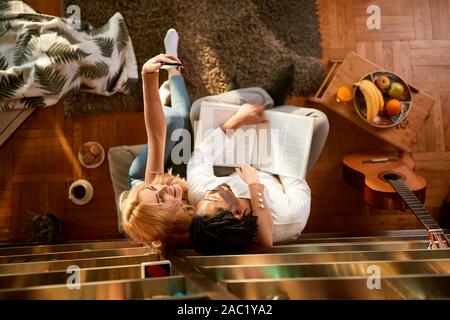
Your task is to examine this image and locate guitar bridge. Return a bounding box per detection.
[428,229,450,249]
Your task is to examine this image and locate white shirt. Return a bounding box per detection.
[187,128,311,243]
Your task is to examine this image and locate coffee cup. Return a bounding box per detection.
[68,179,94,205]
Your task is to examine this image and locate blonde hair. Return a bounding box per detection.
[119,173,193,254]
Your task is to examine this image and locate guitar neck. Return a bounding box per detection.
[387,178,441,231]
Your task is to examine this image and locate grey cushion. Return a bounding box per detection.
[108,145,145,233]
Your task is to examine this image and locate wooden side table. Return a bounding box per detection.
[310,51,435,152]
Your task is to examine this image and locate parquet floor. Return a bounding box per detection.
[0,0,449,242]
[308,0,450,232]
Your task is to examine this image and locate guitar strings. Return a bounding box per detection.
[382,154,447,248]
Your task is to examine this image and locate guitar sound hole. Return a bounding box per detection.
[380,172,405,182]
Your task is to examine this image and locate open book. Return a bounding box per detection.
[195,102,314,179]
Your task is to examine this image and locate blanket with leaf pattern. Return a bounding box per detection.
[0,0,137,111]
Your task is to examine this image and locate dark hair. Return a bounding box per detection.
[189,209,257,255]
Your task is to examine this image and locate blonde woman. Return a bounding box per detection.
[119,29,258,256]
[119,30,193,254]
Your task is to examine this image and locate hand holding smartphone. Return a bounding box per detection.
[160,62,184,70]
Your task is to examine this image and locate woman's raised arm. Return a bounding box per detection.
[141,54,182,184]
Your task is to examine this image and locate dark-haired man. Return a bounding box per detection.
[187,84,329,254]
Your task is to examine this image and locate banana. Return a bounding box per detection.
[355,81,378,123]
[375,84,385,111]
[362,80,385,111]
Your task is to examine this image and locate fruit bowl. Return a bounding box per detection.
[78,141,105,169]
[353,71,413,128]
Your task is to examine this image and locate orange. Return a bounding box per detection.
[336,85,353,102]
[386,99,402,116]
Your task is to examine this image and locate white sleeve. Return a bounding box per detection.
[277,175,311,232]
[187,128,229,206]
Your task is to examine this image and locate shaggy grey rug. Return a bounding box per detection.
[61,0,324,117]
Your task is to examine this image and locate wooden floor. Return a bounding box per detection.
[0,0,449,242]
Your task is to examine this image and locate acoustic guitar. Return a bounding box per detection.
[343,151,449,249]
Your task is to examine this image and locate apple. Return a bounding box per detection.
[376,75,390,90]
[388,82,404,98]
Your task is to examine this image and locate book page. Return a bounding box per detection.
[259,111,314,179]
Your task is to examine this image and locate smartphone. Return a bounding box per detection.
[141,260,172,279]
[160,62,183,70]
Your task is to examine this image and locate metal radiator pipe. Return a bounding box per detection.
[0,247,151,264]
[0,253,159,275]
[0,240,140,256]
[199,259,450,281]
[224,274,450,300]
[0,276,200,300]
[184,249,450,266]
[0,264,144,289]
[176,240,431,257]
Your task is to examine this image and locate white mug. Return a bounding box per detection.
[68,179,94,205]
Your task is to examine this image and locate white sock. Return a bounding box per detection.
[159,80,171,105]
[164,28,179,58]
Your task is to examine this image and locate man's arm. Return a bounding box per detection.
[188,103,268,205]
[248,183,273,249]
[235,165,273,250]
[278,176,311,232]
[187,128,228,205]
